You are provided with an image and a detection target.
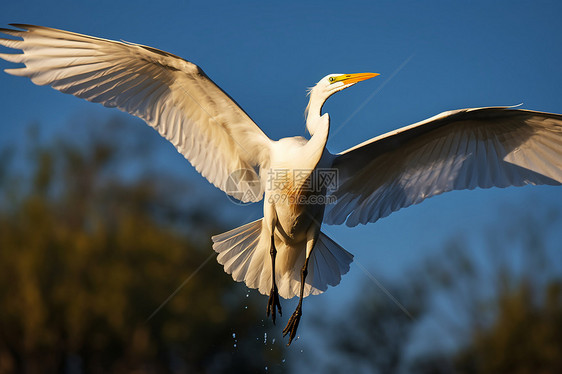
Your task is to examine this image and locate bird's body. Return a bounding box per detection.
[1,24,562,345]
[267,124,328,241]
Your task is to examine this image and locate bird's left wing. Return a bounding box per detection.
[0,24,270,202]
[326,107,562,227]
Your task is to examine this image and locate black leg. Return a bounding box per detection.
[266,235,282,323]
[283,256,310,345]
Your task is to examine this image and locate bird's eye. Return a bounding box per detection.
[329,77,335,83]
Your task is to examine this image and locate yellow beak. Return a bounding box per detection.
[331,72,380,85]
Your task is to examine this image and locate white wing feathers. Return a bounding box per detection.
[327,107,562,227]
[0,24,270,202]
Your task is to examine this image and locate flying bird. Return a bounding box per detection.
[1,24,561,345]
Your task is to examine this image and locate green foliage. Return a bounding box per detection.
[309,274,427,374]
[455,280,562,374]
[309,206,562,374]
[0,118,285,373]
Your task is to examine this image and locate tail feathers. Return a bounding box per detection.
[304,231,354,297]
[212,220,354,299]
[275,231,354,299]
[212,218,265,284]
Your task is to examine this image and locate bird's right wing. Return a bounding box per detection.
[326,107,562,227]
[0,24,271,202]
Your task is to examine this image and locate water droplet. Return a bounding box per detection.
[282,359,286,363]
[232,333,236,339]
[244,305,248,309]
[233,343,237,348]
[272,338,276,344]
[264,332,268,344]
[265,366,268,371]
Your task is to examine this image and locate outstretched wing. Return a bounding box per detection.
[0,24,271,202]
[326,107,562,226]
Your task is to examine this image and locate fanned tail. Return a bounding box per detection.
[212,220,354,299]
[212,218,266,286]
[299,231,354,298]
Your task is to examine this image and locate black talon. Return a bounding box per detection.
[283,304,302,345]
[283,256,310,346]
[266,284,282,324]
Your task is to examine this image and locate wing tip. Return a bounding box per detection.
[8,23,33,30]
[3,67,29,77]
[0,52,24,63]
[0,24,30,35]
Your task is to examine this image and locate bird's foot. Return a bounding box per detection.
[282,304,302,345]
[266,285,282,324]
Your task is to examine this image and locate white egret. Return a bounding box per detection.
[1,24,562,345]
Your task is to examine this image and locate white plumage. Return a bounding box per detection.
[0,24,270,202]
[212,218,353,299]
[1,24,561,345]
[328,107,562,226]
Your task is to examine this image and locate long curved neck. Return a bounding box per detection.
[304,90,330,168]
[305,89,329,136]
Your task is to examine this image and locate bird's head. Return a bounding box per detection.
[306,72,379,133]
[319,72,380,97]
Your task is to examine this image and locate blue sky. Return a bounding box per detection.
[2,0,562,358]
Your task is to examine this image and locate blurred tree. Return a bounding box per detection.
[413,207,562,374]
[0,117,285,374]
[452,279,562,374]
[309,274,427,374]
[309,204,562,374]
